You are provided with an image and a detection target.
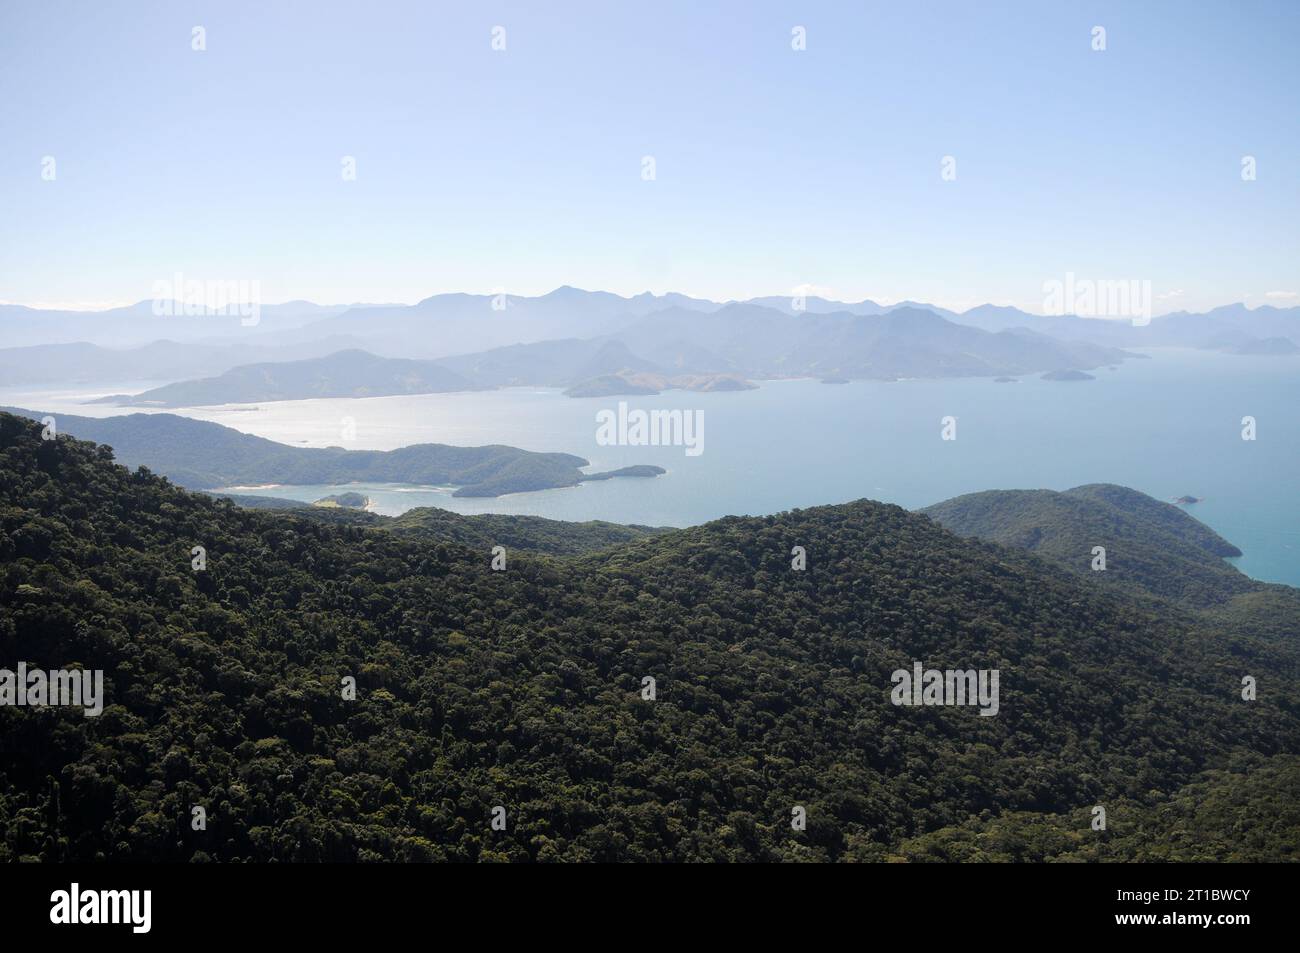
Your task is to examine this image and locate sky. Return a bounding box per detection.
[1,0,1298,314]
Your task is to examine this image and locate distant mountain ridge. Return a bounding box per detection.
[438,303,1133,390]
[94,349,482,407]
[7,289,1293,361]
[0,300,385,348]
[0,336,370,387]
[5,292,1295,402]
[86,301,1137,407]
[952,301,1298,352]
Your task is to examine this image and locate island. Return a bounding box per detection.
[313,492,371,509]
[1040,369,1096,381]
[581,465,667,481]
[993,377,1018,383]
[1174,495,1202,505]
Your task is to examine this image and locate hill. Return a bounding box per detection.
[384,507,669,555]
[1,410,1296,861]
[2,408,662,498]
[920,484,1252,608]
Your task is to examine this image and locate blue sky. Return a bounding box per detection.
[1,0,1297,313]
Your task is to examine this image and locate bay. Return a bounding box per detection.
[5,348,1297,586]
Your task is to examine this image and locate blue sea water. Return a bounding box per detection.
[8,348,1298,586]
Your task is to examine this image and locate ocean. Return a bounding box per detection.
[6,347,1297,586]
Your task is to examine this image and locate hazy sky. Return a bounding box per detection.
[2,0,1297,313]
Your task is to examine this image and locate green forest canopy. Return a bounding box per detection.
[1,411,1297,862]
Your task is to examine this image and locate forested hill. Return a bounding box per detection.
[1,411,1298,862]
[384,507,668,555]
[920,484,1255,608]
[2,407,657,498]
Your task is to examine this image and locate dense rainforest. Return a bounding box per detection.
[1,411,1297,862]
[921,484,1256,609]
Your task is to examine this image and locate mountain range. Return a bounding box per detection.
[5,289,1294,400]
[86,305,1137,407]
[0,300,390,349]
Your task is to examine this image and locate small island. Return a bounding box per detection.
[313,491,372,509]
[1040,369,1096,381]
[451,464,667,497]
[1174,495,1202,505]
[993,377,1018,383]
[582,465,667,481]
[820,377,850,385]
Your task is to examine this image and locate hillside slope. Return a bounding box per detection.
[920,484,1253,608]
[1,411,1296,861]
[384,507,668,555]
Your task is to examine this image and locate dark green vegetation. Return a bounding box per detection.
[920,484,1253,609]
[891,754,1300,862]
[4,409,663,498]
[921,485,1300,692]
[385,508,668,556]
[203,493,313,511]
[209,497,670,556]
[96,349,480,407]
[2,411,1297,862]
